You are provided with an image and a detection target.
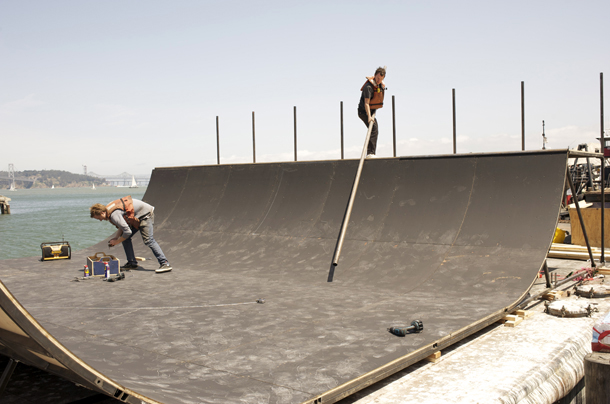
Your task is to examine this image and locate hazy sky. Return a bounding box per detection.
[1,0,608,176]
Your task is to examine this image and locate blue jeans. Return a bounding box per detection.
[122,212,168,266]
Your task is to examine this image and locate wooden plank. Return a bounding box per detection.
[425,351,441,363]
[504,316,524,327]
[513,309,534,319]
[550,243,608,253]
[548,250,599,260]
[569,207,610,248]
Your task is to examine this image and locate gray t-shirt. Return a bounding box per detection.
[109,198,154,239]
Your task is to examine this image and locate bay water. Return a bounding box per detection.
[0,187,147,260]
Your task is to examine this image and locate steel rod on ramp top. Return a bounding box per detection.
[294,106,298,162]
[252,111,256,163]
[452,88,457,154]
[600,72,605,263]
[340,101,344,160]
[521,81,525,151]
[328,112,376,282]
[216,116,220,165]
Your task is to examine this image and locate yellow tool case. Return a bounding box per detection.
[41,241,71,261]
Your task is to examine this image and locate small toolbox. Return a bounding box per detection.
[41,241,71,261]
[87,252,121,277]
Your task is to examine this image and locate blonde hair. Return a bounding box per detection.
[90,203,107,218]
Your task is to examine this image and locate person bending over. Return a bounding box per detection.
[90,196,172,273]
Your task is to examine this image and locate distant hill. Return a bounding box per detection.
[0,170,108,189]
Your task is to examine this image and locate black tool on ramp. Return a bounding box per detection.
[388,320,424,336]
[328,112,376,282]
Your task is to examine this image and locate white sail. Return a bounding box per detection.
[92,183,96,190]
[129,175,138,188]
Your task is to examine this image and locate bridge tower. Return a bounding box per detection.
[8,164,15,191]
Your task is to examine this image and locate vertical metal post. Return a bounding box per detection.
[252,111,256,163]
[600,72,605,263]
[567,167,597,267]
[452,89,457,154]
[216,116,220,165]
[328,112,376,282]
[392,95,397,157]
[542,260,552,288]
[340,101,344,160]
[294,106,297,162]
[521,81,525,151]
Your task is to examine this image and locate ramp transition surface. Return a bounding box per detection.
[0,151,567,404]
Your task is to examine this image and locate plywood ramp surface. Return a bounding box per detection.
[0,151,567,404]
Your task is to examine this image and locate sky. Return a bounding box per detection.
[1,0,609,177]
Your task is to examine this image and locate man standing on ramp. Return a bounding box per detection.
[90,196,172,273]
[358,66,386,158]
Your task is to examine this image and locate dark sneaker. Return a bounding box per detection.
[156,263,172,273]
[121,262,138,270]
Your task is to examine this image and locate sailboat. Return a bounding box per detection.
[92,183,96,190]
[129,175,138,188]
[9,183,15,191]
[51,185,55,189]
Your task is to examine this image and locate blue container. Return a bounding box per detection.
[87,252,121,277]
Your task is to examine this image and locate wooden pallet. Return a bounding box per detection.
[497,309,534,327]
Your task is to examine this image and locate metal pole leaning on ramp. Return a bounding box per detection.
[328,112,376,282]
[566,166,596,267]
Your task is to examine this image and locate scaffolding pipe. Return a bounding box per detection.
[392,95,396,157]
[600,72,605,263]
[452,89,457,154]
[252,111,256,163]
[340,101,344,160]
[216,116,220,165]
[328,112,376,282]
[521,81,525,151]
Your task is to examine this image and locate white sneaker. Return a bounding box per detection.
[156,263,173,273]
[366,154,377,158]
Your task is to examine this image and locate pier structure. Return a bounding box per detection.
[0,196,10,214]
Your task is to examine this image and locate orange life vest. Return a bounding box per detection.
[361,76,385,110]
[106,196,140,229]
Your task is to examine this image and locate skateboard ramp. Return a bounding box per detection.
[0,151,567,403]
